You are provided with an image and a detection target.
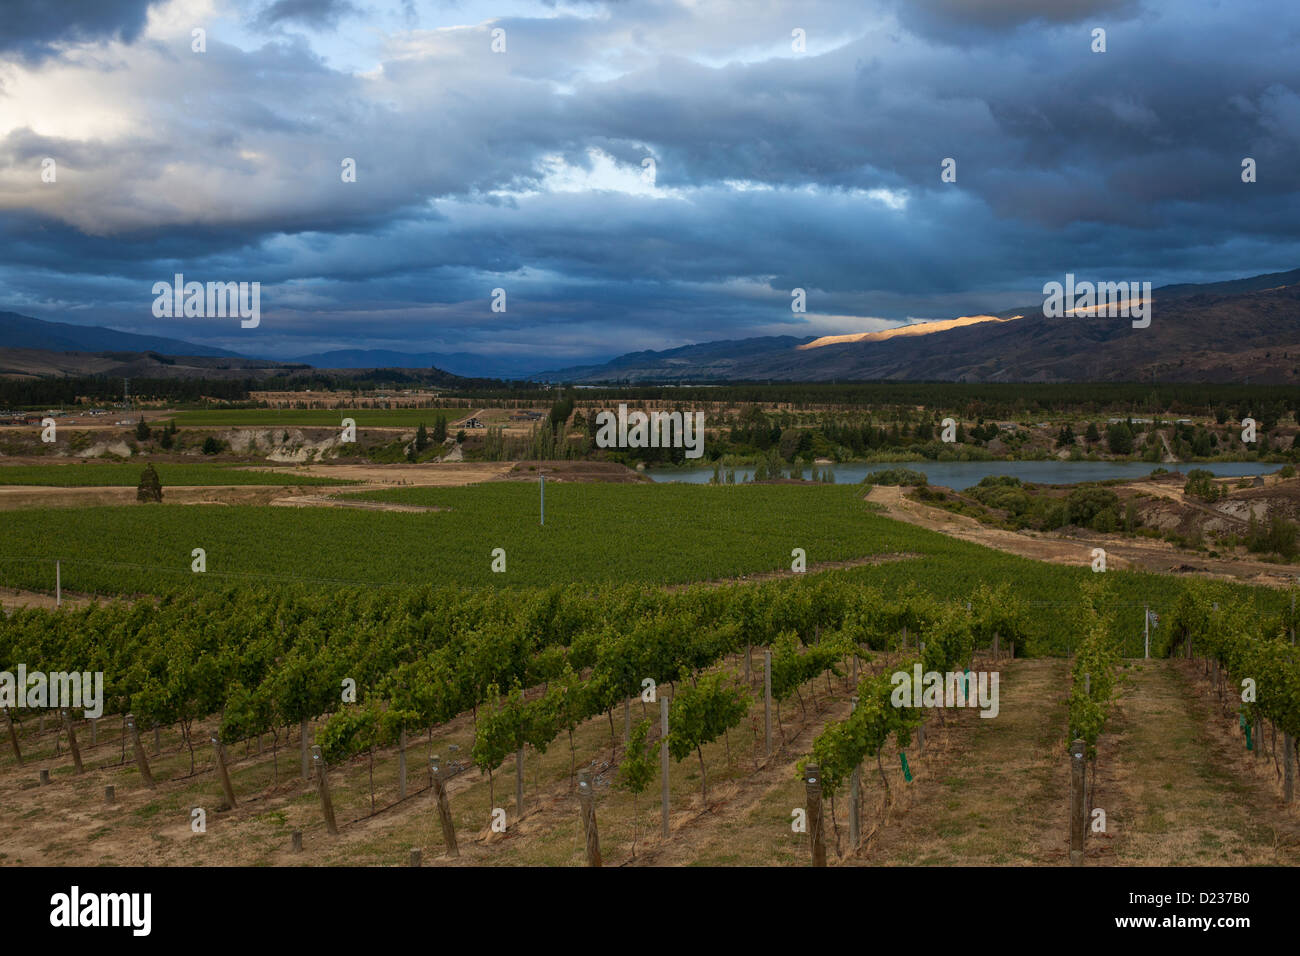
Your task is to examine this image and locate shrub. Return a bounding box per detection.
[1246,514,1299,560]
[1066,485,1120,528]
[1183,469,1223,501]
[860,468,928,487]
[137,464,163,503]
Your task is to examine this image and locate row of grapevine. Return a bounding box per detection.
[1167,582,1300,744]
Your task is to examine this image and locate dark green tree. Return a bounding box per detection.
[137,463,163,503]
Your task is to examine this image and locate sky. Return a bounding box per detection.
[2,0,1299,372]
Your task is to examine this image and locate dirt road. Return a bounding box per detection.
[865,485,1298,588]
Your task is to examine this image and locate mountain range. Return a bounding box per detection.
[537,269,1300,384]
[0,311,239,358]
[4,267,1300,384]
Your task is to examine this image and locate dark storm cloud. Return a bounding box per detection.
[253,0,360,30]
[2,0,1300,366]
[0,0,157,59]
[892,0,1139,40]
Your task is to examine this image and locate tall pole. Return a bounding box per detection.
[1144,604,1150,659]
[764,650,773,756]
[849,697,861,848]
[660,696,670,840]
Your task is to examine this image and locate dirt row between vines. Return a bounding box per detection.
[4,652,1296,866]
[1103,659,1300,865]
[0,652,976,867]
[843,655,1300,867]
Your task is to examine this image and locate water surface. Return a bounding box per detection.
[646,460,1272,490]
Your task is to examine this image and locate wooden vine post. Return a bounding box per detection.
[429,755,459,857]
[125,713,155,789]
[398,729,407,800]
[804,763,827,867]
[577,770,601,867]
[660,696,671,840]
[61,709,84,775]
[763,650,773,756]
[312,745,338,835]
[515,747,525,821]
[4,708,22,766]
[1069,739,1086,866]
[848,697,862,848]
[211,733,238,809]
[1284,733,1295,805]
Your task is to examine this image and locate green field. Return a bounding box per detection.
[165,407,476,427]
[0,481,1286,653]
[0,462,355,487]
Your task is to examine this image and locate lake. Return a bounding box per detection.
[645,460,1274,490]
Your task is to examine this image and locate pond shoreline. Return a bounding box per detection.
[646,459,1281,490]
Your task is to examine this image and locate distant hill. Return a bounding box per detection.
[537,271,1300,384]
[292,349,542,380]
[540,335,817,382]
[0,312,242,358]
[0,347,303,381]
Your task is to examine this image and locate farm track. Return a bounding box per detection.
[268,494,448,513]
[866,485,1298,588]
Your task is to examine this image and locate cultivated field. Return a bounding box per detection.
[1,477,1296,869]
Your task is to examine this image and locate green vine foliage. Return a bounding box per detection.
[1067,586,1121,755]
[666,673,749,764]
[803,658,924,794]
[617,718,660,797]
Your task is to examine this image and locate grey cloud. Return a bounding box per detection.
[253,0,359,30]
[1,0,1298,368]
[0,0,157,59]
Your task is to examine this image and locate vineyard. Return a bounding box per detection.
[165,408,474,428]
[0,482,1292,652]
[2,566,1297,867]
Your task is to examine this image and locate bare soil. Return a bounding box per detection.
[866,485,1299,588]
[502,461,650,483]
[0,484,325,510]
[1104,660,1300,865]
[863,658,1070,865]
